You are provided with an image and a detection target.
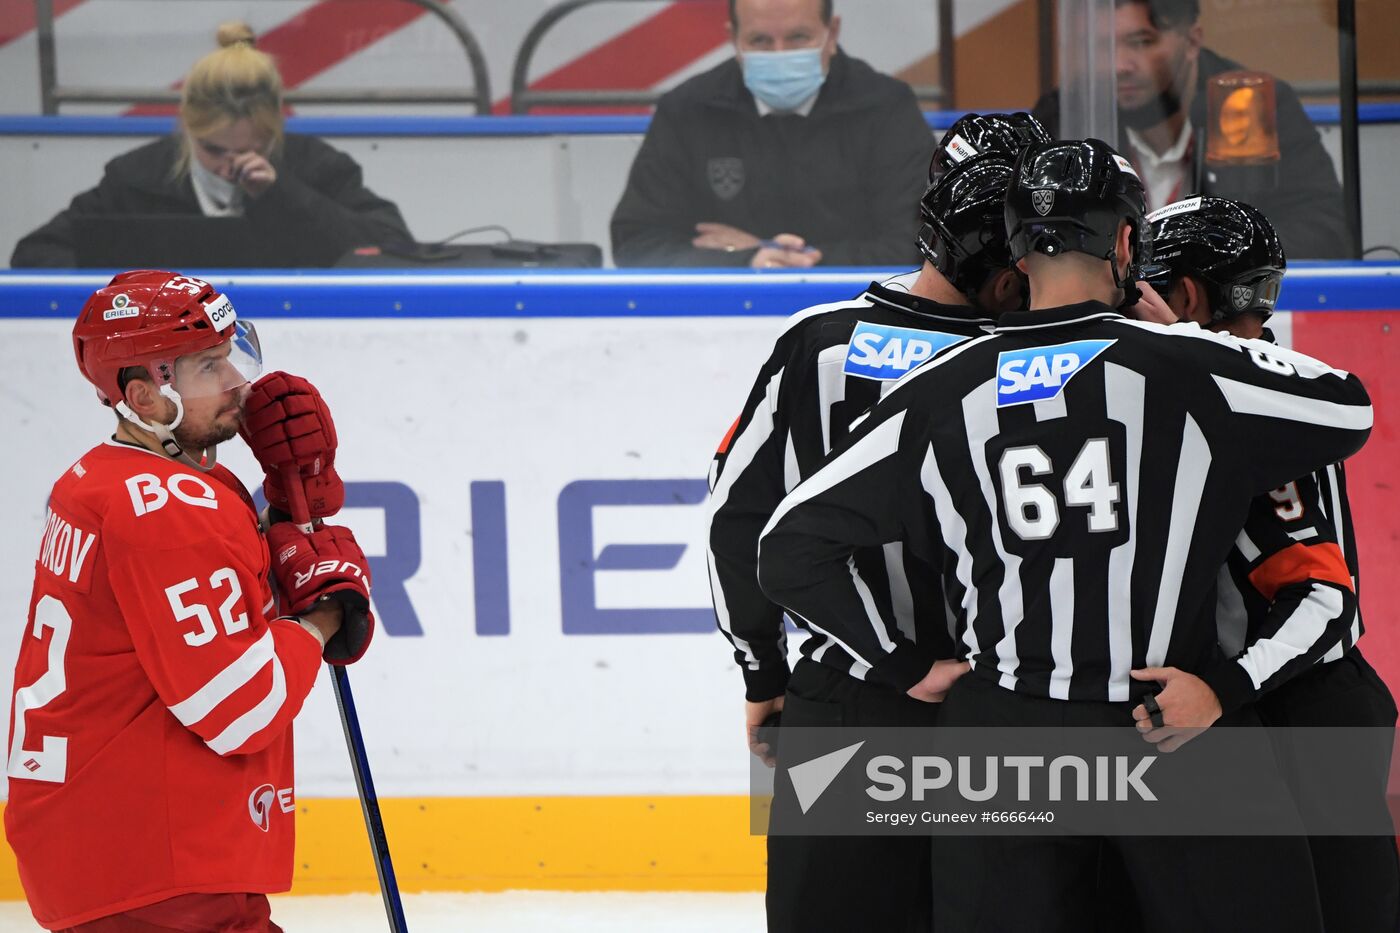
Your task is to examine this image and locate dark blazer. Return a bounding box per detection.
[11,133,413,267]
[1032,48,1352,260]
[611,50,932,267]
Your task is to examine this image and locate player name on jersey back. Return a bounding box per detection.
[34,507,99,590]
[844,321,969,381]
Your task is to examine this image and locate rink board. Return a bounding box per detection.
[0,267,1398,897]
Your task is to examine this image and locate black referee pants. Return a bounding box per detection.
[767,659,942,933]
[1256,650,1400,933]
[930,672,1324,933]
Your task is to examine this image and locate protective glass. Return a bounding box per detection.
[172,320,263,399]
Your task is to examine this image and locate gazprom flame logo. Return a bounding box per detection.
[247,783,295,832]
[249,783,277,832]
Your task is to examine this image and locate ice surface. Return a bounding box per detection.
[0,891,766,932]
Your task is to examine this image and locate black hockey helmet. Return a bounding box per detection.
[1005,138,1152,290]
[1143,196,1286,323]
[928,111,1052,185]
[917,155,1017,302]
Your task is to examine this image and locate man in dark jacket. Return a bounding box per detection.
[11,134,412,268]
[1031,0,1351,259]
[610,0,932,269]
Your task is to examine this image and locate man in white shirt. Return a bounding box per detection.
[1031,0,1352,259]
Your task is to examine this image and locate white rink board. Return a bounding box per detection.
[0,310,1304,799]
[0,315,802,798]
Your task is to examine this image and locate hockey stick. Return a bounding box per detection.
[281,466,409,933]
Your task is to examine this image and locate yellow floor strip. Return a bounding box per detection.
[0,796,767,901]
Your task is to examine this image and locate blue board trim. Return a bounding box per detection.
[0,115,635,136]
[2,264,1397,318]
[1304,103,1400,126]
[0,104,1395,138]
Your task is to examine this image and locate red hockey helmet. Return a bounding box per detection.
[72,270,259,407]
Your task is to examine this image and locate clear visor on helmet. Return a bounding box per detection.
[1138,262,1174,298]
[172,320,263,399]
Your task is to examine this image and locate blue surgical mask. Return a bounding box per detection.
[741,41,828,112]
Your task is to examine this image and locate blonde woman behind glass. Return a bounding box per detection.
[12,22,412,268]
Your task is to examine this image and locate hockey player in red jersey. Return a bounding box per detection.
[5,270,375,932]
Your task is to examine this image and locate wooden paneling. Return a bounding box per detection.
[897,0,1400,112]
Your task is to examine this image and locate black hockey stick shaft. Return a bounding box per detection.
[331,664,409,932]
[280,466,408,932]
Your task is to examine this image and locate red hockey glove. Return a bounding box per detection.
[241,371,345,519]
[267,522,374,665]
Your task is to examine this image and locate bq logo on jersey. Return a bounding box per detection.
[996,339,1116,407]
[844,322,968,381]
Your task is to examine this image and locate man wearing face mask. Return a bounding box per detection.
[1030,0,1350,260]
[610,0,931,269]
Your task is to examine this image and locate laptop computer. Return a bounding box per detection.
[334,240,604,269]
[73,215,270,268]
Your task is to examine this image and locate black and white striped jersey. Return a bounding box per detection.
[758,301,1373,701]
[708,272,996,701]
[1205,461,1362,712]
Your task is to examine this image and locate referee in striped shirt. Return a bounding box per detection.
[757,139,1373,932]
[709,114,1048,933]
[1144,196,1399,933]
